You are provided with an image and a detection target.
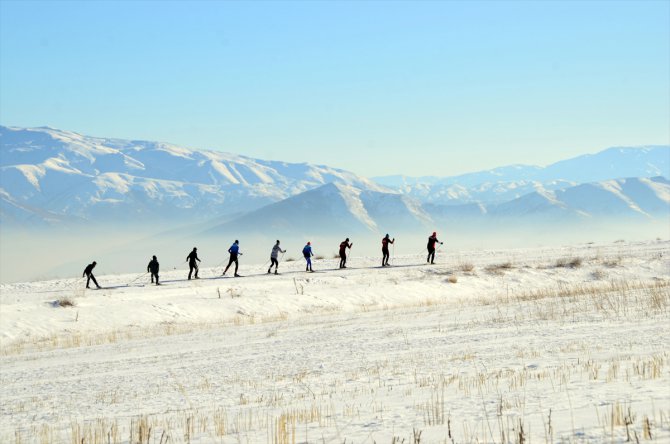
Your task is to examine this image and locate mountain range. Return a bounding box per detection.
[1,125,668,234]
[0,126,385,225]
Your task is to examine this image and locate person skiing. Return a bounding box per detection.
[83,261,101,289]
[186,247,200,280]
[268,240,286,275]
[302,241,314,272]
[222,240,242,277]
[427,231,443,264]
[382,234,395,267]
[147,255,160,285]
[339,238,353,269]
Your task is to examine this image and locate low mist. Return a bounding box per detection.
[1,219,668,284]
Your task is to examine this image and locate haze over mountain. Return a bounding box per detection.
[1,125,668,283]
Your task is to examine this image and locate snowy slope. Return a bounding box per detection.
[0,126,387,225]
[1,240,668,443]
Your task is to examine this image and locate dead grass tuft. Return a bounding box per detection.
[602,256,623,267]
[56,298,76,308]
[591,269,607,280]
[459,262,475,272]
[447,276,458,284]
[485,262,513,274]
[555,257,582,268]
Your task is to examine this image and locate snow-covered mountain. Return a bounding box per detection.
[425,176,670,223]
[2,126,668,231]
[201,176,669,239]
[205,182,433,236]
[375,146,670,205]
[0,126,387,225]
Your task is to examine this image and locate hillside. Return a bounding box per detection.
[0,126,387,225]
[1,240,668,443]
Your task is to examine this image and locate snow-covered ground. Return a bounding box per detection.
[1,240,669,443]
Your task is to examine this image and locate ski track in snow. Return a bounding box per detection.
[1,240,669,443]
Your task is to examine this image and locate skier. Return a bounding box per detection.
[186,247,201,280]
[302,241,314,272]
[339,238,352,269]
[147,255,160,285]
[222,240,242,277]
[268,240,286,275]
[83,261,101,289]
[427,231,443,264]
[382,234,395,267]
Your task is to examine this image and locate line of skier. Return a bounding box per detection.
[81,232,443,288]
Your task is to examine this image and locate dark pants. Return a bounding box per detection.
[382,248,390,266]
[86,273,100,288]
[339,252,347,268]
[269,257,279,272]
[151,271,159,284]
[427,247,436,264]
[305,256,312,271]
[224,254,239,275]
[188,262,198,279]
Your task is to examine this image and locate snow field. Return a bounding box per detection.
[1,240,669,443]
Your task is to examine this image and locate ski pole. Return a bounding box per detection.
[127,271,149,286]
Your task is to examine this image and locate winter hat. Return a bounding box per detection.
[432,232,437,236]
[307,241,311,245]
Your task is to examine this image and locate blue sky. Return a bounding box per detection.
[1,0,668,177]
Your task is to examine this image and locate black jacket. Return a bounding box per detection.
[83,263,95,276]
[147,259,159,274]
[187,251,200,264]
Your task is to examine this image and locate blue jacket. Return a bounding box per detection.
[229,243,240,255]
[302,245,312,257]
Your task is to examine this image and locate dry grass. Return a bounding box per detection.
[459,262,475,272]
[447,275,458,284]
[489,280,670,322]
[591,269,607,280]
[602,256,623,267]
[485,261,513,275]
[555,257,582,268]
[56,298,76,308]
